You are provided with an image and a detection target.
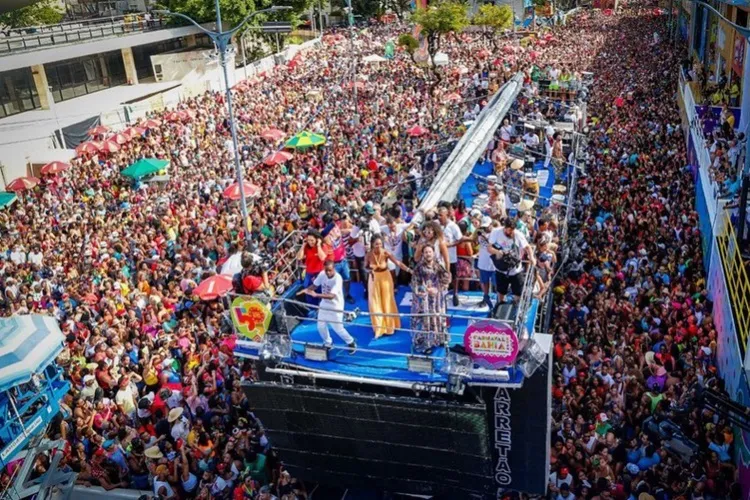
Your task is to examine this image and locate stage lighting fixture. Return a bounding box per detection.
[260,334,292,362]
[408,356,434,374]
[516,339,547,378]
[304,344,329,362]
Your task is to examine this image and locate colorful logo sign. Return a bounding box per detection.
[231,297,272,342]
[464,321,519,368]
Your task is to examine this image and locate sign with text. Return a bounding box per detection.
[464,320,519,368]
[231,297,271,342]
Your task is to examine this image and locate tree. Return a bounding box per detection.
[412,1,468,84]
[156,0,319,30]
[0,0,63,29]
[397,33,419,64]
[383,0,412,20]
[332,0,381,20]
[472,4,512,50]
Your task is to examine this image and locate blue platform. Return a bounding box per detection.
[236,282,538,385]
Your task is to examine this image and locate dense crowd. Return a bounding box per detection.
[0,2,743,500]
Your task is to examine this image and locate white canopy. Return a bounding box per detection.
[363,54,387,63]
[433,52,449,66]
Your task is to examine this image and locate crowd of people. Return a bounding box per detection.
[0,2,744,499]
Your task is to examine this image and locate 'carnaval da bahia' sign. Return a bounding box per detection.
[464,321,519,368]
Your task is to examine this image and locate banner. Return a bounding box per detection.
[695,167,713,273]
[464,321,519,368]
[230,296,272,342]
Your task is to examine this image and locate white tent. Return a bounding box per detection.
[363,54,388,63]
[433,52,449,66]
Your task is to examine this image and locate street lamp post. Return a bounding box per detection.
[155,2,292,245]
[345,0,358,125]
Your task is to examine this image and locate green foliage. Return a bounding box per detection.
[332,0,381,19]
[383,0,412,19]
[473,4,513,32]
[412,1,468,38]
[156,0,321,30]
[0,0,63,29]
[397,33,419,52]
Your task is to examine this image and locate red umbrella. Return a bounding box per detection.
[260,128,285,141]
[82,293,99,305]
[110,132,130,145]
[40,161,70,175]
[165,110,187,122]
[76,141,100,155]
[194,275,234,301]
[223,181,261,201]
[445,92,462,102]
[6,176,40,192]
[123,126,145,139]
[87,125,109,136]
[406,125,429,137]
[142,118,162,129]
[263,151,293,166]
[98,140,121,154]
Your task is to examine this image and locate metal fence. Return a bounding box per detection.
[0,15,168,54]
[716,211,750,355]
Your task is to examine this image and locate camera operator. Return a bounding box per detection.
[233,252,273,299]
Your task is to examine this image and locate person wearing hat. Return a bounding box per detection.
[169,407,190,441]
[462,215,496,309]
[80,373,100,401]
[202,469,229,498]
[153,463,177,499]
[548,465,573,496]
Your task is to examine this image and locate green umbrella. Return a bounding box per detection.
[121,158,170,179]
[284,131,326,149]
[0,192,17,209]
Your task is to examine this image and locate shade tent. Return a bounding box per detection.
[0,192,17,209]
[285,131,326,149]
[121,158,170,179]
[363,54,388,63]
[0,315,65,393]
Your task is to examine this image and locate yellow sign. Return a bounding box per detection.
[230,297,272,342]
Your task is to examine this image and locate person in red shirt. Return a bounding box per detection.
[296,231,332,304]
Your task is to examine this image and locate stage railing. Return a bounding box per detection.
[716,211,750,354]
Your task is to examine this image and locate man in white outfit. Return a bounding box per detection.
[300,260,357,353]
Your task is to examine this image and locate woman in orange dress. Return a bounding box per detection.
[366,235,410,338]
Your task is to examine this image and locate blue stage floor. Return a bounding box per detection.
[245,282,537,385]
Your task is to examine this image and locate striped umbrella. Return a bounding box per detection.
[110,132,130,145]
[284,131,326,149]
[6,176,40,192]
[40,161,71,175]
[263,151,294,166]
[223,181,261,201]
[123,126,146,139]
[98,140,121,154]
[165,110,188,122]
[87,125,110,136]
[259,128,285,141]
[142,118,162,129]
[76,141,100,155]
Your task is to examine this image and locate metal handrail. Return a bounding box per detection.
[0,17,168,54]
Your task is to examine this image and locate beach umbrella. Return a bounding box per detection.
[165,110,187,122]
[121,158,170,179]
[99,140,121,154]
[6,177,40,192]
[76,141,100,155]
[223,181,261,201]
[142,118,162,129]
[40,161,71,175]
[260,128,285,141]
[123,126,146,140]
[284,131,326,149]
[263,151,294,166]
[406,125,429,137]
[0,192,17,209]
[110,132,130,145]
[194,274,234,301]
[87,125,109,136]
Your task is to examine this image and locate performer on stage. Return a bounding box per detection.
[410,245,451,354]
[298,261,357,353]
[366,235,410,338]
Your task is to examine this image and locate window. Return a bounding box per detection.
[0,67,40,118]
[736,8,748,29]
[45,50,126,103]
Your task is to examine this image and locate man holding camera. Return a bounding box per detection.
[489,217,535,305]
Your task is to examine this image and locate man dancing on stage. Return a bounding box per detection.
[299,260,357,354]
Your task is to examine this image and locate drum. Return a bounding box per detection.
[552,184,567,194]
[523,173,540,196]
[551,194,566,205]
